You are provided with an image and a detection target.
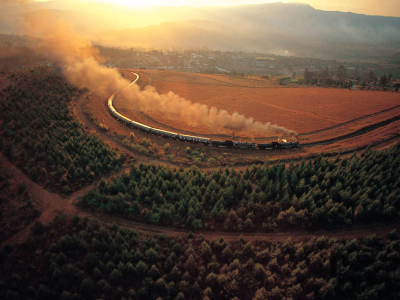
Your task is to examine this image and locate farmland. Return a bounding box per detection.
[4,68,400,300]
[104,70,400,161]
[145,71,399,134]
[2,2,400,299]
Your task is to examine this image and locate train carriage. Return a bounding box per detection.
[130,120,152,132]
[179,134,211,144]
[233,141,257,149]
[212,140,234,148]
[150,128,179,138]
[107,82,300,151]
[257,143,275,150]
[279,141,301,149]
[195,137,212,145]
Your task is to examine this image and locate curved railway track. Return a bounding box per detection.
[111,72,400,150]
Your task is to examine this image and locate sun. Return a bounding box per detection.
[109,0,171,7]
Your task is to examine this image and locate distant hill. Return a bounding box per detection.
[95,3,400,60]
[1,1,399,60]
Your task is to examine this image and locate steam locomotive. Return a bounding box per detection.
[108,93,300,150]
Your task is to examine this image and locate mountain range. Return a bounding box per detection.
[1,1,399,60]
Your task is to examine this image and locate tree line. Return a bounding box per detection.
[1,216,400,299]
[297,66,394,90]
[0,163,40,243]
[298,66,353,88]
[0,67,124,193]
[81,143,400,231]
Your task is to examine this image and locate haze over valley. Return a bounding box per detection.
[2,1,400,300]
[1,1,400,61]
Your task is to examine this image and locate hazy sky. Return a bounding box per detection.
[25,0,400,17]
[80,0,400,17]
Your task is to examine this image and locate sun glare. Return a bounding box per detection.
[110,0,168,7]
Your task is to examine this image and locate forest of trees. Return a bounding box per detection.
[0,163,40,243]
[1,216,400,300]
[81,144,400,231]
[298,66,353,88]
[0,67,124,193]
[1,64,400,300]
[297,66,394,90]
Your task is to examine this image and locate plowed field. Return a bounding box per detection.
[97,70,400,160]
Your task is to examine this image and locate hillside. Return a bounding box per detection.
[1,39,400,300]
[1,2,400,60]
[95,3,400,60]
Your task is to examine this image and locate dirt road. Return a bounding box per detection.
[2,150,399,247]
[72,90,182,168]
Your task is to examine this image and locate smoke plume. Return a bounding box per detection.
[25,10,129,96]
[25,9,297,138]
[0,0,31,3]
[121,86,297,138]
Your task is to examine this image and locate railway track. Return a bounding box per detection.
[302,114,400,147]
[111,72,400,151]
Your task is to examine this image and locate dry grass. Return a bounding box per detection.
[144,70,231,86]
[85,70,400,165]
[202,74,279,88]
[151,78,400,135]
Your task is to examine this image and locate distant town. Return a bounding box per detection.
[99,46,400,88]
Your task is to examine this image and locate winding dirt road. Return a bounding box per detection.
[73,90,181,168]
[2,150,399,246]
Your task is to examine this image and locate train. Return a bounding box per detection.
[108,93,300,150]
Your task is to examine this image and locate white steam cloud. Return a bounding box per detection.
[26,10,297,139]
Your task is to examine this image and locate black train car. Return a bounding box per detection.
[279,141,301,149]
[234,141,257,149]
[211,140,234,148]
[257,142,276,150]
